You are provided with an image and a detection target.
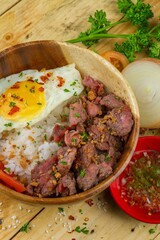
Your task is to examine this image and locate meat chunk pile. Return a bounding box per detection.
[26,76,133,197]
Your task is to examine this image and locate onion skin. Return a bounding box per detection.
[122,58,160,129]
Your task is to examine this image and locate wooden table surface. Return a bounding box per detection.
[0,1,160,240]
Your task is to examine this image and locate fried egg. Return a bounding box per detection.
[0,64,83,133]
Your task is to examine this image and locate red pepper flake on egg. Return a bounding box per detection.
[8,105,20,115]
[39,87,44,92]
[46,72,53,78]
[40,75,48,83]
[11,82,20,89]
[57,76,65,87]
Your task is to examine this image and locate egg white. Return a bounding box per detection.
[0,64,83,132]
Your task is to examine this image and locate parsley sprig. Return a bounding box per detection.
[67,0,160,61]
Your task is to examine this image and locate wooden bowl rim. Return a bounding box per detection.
[0,40,140,205]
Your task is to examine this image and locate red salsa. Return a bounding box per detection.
[121,151,160,215]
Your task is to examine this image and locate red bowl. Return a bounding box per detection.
[110,136,160,224]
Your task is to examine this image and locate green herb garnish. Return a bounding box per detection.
[29,88,35,93]
[4,123,13,127]
[19,222,30,233]
[74,112,81,118]
[67,0,160,61]
[105,154,111,162]
[80,169,86,177]
[75,226,89,234]
[79,209,83,214]
[4,168,10,173]
[57,141,63,147]
[70,80,77,86]
[71,138,77,144]
[64,89,70,92]
[58,207,64,213]
[12,94,18,99]
[18,72,23,77]
[149,228,155,234]
[44,134,47,141]
[80,132,89,141]
[60,161,67,165]
[9,102,16,107]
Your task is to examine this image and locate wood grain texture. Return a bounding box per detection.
[1,191,160,240]
[0,0,121,51]
[0,194,42,240]
[0,0,160,239]
[0,0,21,16]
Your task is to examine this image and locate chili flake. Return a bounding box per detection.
[8,106,20,115]
[39,87,44,92]
[40,75,48,83]
[68,215,75,220]
[57,76,65,87]
[11,83,20,89]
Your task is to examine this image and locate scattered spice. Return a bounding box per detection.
[131,227,135,232]
[68,215,75,220]
[85,199,94,207]
[84,217,89,222]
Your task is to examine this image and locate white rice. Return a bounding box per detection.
[0,103,69,176]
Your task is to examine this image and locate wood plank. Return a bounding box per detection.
[0,1,21,16]
[0,193,42,240]
[0,0,122,52]
[11,191,160,240]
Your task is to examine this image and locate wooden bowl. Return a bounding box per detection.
[0,41,140,205]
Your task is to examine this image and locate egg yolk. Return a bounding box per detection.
[0,80,46,121]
